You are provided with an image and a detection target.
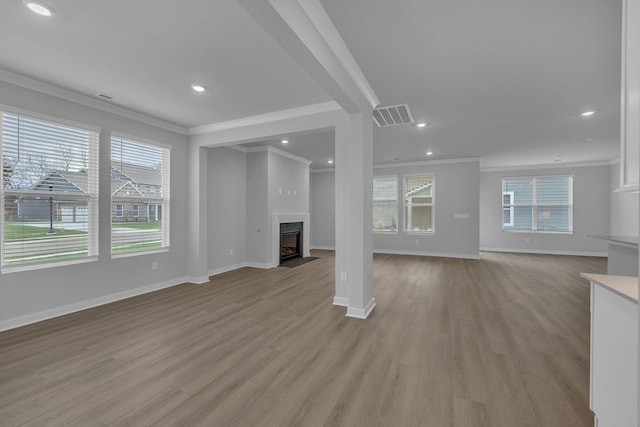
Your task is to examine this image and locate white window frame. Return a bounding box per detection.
[501,175,573,234]
[111,134,170,258]
[132,204,139,218]
[502,191,515,227]
[403,174,435,234]
[115,204,124,218]
[0,106,100,272]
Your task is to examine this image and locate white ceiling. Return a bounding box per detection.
[0,0,623,168]
[320,0,622,168]
[0,0,330,128]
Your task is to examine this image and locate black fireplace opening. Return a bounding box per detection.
[280,222,303,264]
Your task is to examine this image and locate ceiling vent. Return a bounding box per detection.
[95,93,129,106]
[373,104,414,127]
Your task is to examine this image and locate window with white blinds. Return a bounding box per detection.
[502,176,573,233]
[111,135,170,255]
[373,176,398,232]
[404,175,435,233]
[1,111,99,268]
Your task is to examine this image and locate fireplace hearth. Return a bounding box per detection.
[280,222,303,264]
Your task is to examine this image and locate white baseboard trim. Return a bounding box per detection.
[332,296,349,306]
[346,298,376,319]
[373,249,481,260]
[185,276,211,285]
[480,247,608,257]
[246,262,274,269]
[311,246,335,251]
[0,276,189,332]
[208,262,249,277]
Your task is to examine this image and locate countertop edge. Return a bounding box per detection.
[581,273,639,303]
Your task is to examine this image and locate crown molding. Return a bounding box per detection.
[0,69,188,135]
[480,159,616,172]
[310,167,335,173]
[374,157,481,169]
[188,101,341,136]
[245,145,312,166]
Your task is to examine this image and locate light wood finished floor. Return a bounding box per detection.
[0,251,606,426]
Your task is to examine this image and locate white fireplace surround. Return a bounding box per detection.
[272,213,311,267]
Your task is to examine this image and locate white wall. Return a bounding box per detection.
[268,151,310,214]
[480,164,610,255]
[0,81,189,330]
[309,160,481,258]
[610,161,639,235]
[246,151,270,266]
[373,160,480,258]
[310,170,335,248]
[207,147,247,273]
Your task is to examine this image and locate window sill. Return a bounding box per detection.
[405,231,435,235]
[373,230,398,234]
[111,247,169,259]
[2,256,98,274]
[502,230,573,235]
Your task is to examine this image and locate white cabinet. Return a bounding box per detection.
[582,274,638,427]
[618,0,640,192]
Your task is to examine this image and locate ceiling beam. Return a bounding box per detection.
[236,0,379,114]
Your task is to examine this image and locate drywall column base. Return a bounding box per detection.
[334,112,374,318]
[186,144,209,284]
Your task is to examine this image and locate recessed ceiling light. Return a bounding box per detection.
[416,122,427,128]
[25,1,54,16]
[328,159,334,164]
[426,151,433,156]
[581,111,595,116]
[281,139,288,144]
[191,84,206,93]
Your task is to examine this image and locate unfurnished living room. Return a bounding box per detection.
[0,0,638,426]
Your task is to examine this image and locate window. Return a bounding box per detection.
[115,204,124,217]
[502,176,573,233]
[502,191,514,226]
[404,175,434,233]
[373,176,398,232]
[111,135,170,255]
[1,111,99,268]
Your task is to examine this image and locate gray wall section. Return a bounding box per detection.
[0,81,189,325]
[246,151,270,265]
[480,165,610,255]
[609,161,639,235]
[373,161,480,257]
[310,171,336,248]
[309,160,481,257]
[268,151,310,214]
[207,147,247,272]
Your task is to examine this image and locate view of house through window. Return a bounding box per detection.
[1,111,99,267]
[111,135,170,254]
[373,176,398,232]
[404,175,434,232]
[502,176,573,232]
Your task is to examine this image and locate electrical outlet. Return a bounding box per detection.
[340,272,348,282]
[151,261,158,271]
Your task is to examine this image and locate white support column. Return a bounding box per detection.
[186,144,209,284]
[334,112,375,318]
